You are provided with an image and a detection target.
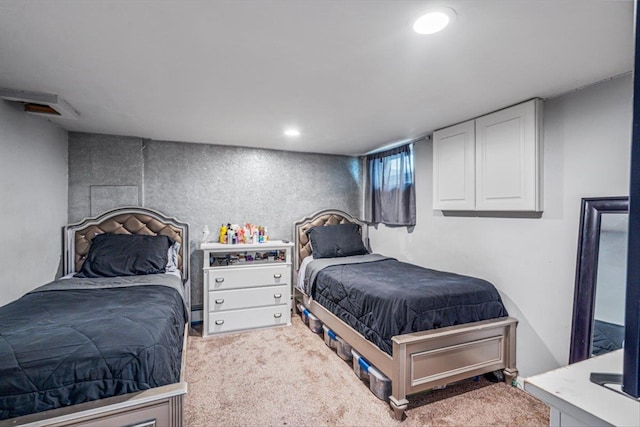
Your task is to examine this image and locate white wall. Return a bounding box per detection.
[0,101,68,305]
[368,74,632,377]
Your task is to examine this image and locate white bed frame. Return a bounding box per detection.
[293,209,518,420]
[1,207,190,427]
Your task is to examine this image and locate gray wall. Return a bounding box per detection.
[0,101,68,305]
[68,134,362,309]
[368,74,633,378]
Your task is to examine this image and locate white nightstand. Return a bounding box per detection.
[199,240,293,336]
[525,350,640,427]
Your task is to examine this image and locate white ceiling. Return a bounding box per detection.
[0,0,634,156]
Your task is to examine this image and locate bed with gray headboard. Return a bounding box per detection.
[293,209,518,420]
[0,207,189,427]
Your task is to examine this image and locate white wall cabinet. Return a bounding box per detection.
[433,99,543,212]
[200,241,293,337]
[432,119,476,210]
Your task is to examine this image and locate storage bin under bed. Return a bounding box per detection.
[297,303,322,333]
[351,349,391,401]
[298,303,390,402]
[322,325,353,361]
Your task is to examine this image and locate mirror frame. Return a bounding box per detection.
[569,196,629,364]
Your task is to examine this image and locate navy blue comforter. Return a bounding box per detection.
[0,277,186,419]
[310,257,508,355]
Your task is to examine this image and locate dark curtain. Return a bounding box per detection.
[365,144,416,226]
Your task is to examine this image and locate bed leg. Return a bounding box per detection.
[503,368,518,386]
[389,396,408,421]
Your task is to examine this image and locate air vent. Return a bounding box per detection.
[0,88,79,119]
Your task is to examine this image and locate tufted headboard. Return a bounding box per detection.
[64,207,190,284]
[292,209,369,270]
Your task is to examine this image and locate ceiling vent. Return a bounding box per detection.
[0,88,79,119]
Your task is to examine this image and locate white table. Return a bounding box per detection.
[525,350,640,426]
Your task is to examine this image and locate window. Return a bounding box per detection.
[365,144,416,226]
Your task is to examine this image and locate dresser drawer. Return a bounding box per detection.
[207,305,290,334]
[209,284,289,312]
[207,264,289,290]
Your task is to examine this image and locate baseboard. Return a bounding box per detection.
[513,375,525,390]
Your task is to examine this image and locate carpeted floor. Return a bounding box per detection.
[185,316,549,426]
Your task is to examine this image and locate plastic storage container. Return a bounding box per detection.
[351,349,391,401]
[296,303,309,325]
[352,349,370,380]
[306,310,323,333]
[323,325,338,349]
[368,365,391,402]
[336,336,353,361]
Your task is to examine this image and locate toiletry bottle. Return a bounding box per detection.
[218,224,227,243]
[201,225,210,243]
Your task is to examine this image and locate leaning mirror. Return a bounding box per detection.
[569,196,628,364]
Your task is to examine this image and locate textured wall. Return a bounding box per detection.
[0,101,68,305]
[68,133,362,308]
[68,133,143,221]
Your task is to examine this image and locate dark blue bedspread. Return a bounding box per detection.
[0,282,186,419]
[311,258,508,355]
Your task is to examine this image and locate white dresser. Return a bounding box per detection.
[200,241,294,337]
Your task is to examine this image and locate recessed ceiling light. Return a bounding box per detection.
[284,128,300,137]
[413,8,456,35]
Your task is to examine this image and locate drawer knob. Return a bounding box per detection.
[215,278,225,283]
[273,293,282,299]
[274,313,282,318]
[273,274,282,279]
[215,320,225,325]
[215,299,224,304]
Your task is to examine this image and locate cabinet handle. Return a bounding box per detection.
[274,313,282,318]
[215,320,225,325]
[273,293,282,299]
[273,274,282,279]
[215,299,224,304]
[215,278,225,283]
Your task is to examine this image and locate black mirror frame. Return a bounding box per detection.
[569,196,629,364]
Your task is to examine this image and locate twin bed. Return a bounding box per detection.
[293,209,518,420]
[0,207,189,427]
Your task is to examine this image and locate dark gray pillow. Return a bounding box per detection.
[306,224,368,258]
[75,233,174,278]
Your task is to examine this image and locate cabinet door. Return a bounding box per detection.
[433,119,476,210]
[475,99,542,211]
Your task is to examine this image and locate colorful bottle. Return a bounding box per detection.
[219,224,227,244]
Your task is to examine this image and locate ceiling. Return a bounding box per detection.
[0,0,634,156]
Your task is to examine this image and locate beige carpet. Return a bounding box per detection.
[185,317,549,426]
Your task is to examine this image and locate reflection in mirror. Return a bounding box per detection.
[592,213,628,356]
[569,196,628,364]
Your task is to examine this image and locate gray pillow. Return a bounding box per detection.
[306,224,368,258]
[75,234,174,278]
